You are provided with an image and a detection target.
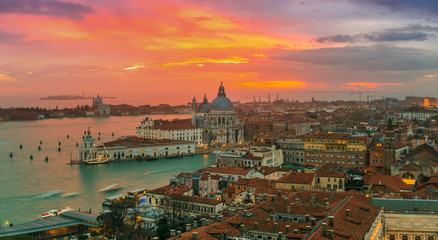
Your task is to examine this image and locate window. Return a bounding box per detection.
[339,185,343,189]
[415,237,421,240]
[389,235,395,240]
[402,236,408,240]
[327,184,331,189]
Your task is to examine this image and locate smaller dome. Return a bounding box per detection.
[198,103,210,113]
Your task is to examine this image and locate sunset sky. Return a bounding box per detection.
[1,0,438,107]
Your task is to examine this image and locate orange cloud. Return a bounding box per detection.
[0,74,17,82]
[162,56,249,67]
[234,81,306,89]
[345,82,404,89]
[423,74,438,78]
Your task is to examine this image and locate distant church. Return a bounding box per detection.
[92,94,110,116]
[191,82,244,145]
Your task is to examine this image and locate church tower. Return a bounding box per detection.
[424,93,429,107]
[79,127,95,161]
[191,97,197,126]
[383,119,396,172]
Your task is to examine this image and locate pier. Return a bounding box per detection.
[0,211,99,239]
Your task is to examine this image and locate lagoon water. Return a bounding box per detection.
[0,115,215,226]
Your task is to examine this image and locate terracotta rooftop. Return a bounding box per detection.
[316,170,348,178]
[363,173,413,192]
[276,172,315,185]
[148,184,190,196]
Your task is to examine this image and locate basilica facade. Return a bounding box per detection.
[191,82,244,145]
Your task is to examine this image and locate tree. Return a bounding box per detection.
[97,197,136,239]
[156,217,170,240]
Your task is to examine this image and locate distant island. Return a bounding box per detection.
[40,95,117,100]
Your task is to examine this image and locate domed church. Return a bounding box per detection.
[191,82,244,145]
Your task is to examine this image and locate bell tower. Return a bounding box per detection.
[79,127,95,161]
[383,119,396,172]
[191,97,197,126]
[424,93,430,107]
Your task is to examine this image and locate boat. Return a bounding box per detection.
[38,208,74,219]
[99,183,122,192]
[61,191,80,198]
[85,144,111,165]
[144,171,152,176]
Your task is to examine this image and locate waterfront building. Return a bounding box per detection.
[143,185,224,218]
[191,82,244,144]
[302,132,368,169]
[136,117,202,144]
[79,131,195,161]
[371,198,438,240]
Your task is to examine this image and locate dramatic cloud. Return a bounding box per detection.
[273,45,438,72]
[0,0,95,20]
[317,31,428,43]
[360,0,438,16]
[0,31,26,44]
[345,82,404,89]
[233,81,306,89]
[162,57,250,67]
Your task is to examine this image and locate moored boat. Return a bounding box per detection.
[38,208,74,219]
[85,143,111,165]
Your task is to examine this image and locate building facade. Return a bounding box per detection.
[191,82,244,144]
[302,132,368,169]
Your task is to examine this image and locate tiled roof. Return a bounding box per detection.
[148,184,190,195]
[316,170,348,178]
[371,198,438,212]
[302,132,367,141]
[202,166,250,176]
[363,173,413,192]
[171,194,221,206]
[276,172,315,185]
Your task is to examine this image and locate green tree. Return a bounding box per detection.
[156,217,170,240]
[97,197,136,239]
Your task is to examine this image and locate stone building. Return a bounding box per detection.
[371,198,438,240]
[191,82,244,145]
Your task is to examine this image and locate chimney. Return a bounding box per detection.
[325,201,330,210]
[293,229,299,234]
[192,232,198,240]
[186,223,192,232]
[256,197,261,204]
[193,220,198,228]
[170,229,176,237]
[271,196,276,202]
[278,232,283,240]
[328,216,334,227]
[254,222,258,231]
[263,193,268,200]
[328,230,333,239]
[177,231,182,238]
[311,193,316,204]
[219,215,223,223]
[295,198,300,205]
[274,222,278,233]
[241,224,246,233]
[346,209,350,217]
[206,219,210,226]
[322,222,327,236]
[287,206,291,214]
[243,209,247,218]
[305,214,311,222]
[306,226,311,233]
[311,218,316,226]
[284,197,287,203]
[285,225,290,234]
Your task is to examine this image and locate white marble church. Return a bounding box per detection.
[191,82,244,145]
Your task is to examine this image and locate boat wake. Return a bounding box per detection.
[98,184,122,193]
[35,190,63,199]
[0,142,9,146]
[60,191,80,198]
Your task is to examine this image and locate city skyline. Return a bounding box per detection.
[1,0,438,107]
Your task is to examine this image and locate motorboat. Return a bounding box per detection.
[99,183,122,192]
[144,171,152,176]
[38,208,74,219]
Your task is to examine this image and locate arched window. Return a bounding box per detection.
[402,236,408,240]
[415,236,421,240]
[389,235,395,240]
